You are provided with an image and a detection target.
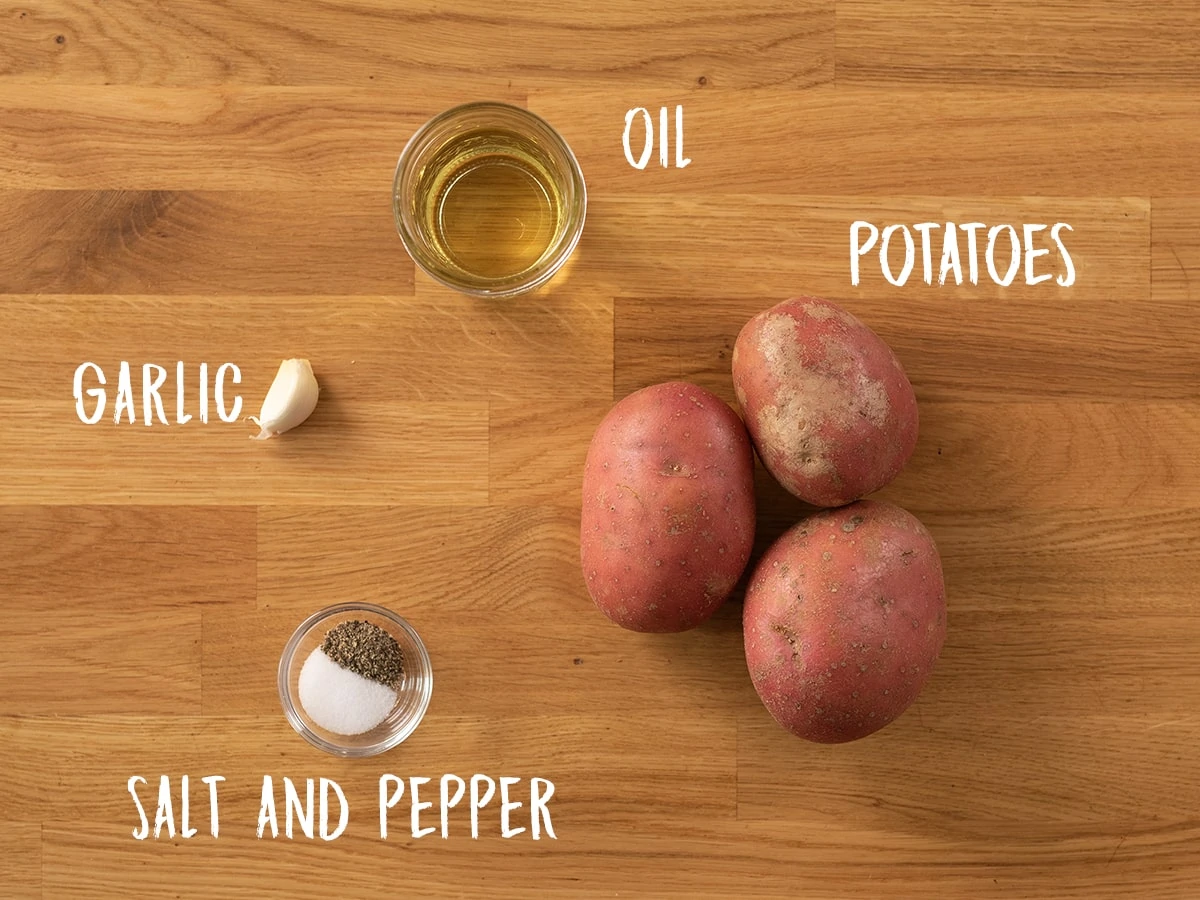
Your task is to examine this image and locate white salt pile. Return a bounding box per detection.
[298,648,399,736]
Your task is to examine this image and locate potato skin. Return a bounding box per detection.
[732,296,918,507]
[743,500,946,743]
[580,381,756,632]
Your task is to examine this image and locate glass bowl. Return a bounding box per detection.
[392,101,587,298]
[278,602,432,757]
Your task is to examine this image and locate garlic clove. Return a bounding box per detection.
[248,358,320,440]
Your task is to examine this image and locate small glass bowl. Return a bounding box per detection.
[278,602,432,758]
[392,101,587,298]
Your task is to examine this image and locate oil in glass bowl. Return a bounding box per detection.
[393,102,586,298]
[421,129,561,279]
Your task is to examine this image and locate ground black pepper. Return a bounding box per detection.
[321,620,405,688]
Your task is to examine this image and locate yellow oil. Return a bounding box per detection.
[418,130,564,282]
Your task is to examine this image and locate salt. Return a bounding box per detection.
[298,648,399,736]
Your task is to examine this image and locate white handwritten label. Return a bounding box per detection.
[850,221,1075,287]
[128,773,557,842]
[74,361,243,425]
[128,774,224,840]
[379,773,556,840]
[256,776,348,841]
[624,105,691,170]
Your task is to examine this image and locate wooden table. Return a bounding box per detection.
[2,2,1198,897]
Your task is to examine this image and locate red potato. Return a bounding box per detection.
[744,500,946,743]
[732,296,918,508]
[580,381,756,632]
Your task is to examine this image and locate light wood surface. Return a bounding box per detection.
[1,2,1198,898]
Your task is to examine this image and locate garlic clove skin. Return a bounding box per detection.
[249,358,320,440]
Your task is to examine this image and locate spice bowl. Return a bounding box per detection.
[278,602,433,758]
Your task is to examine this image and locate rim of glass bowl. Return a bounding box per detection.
[278,602,433,758]
[391,100,587,299]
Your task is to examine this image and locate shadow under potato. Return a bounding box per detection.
[709,460,822,610]
[750,460,822,558]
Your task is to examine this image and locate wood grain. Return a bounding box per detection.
[876,402,1200,511]
[837,1,1200,86]
[1,1,1199,897]
[0,823,40,899]
[0,506,255,604]
[0,606,202,715]
[737,712,1200,825]
[255,505,587,613]
[0,507,253,714]
[1,0,832,90]
[0,191,414,295]
[926,508,1200,604]
[489,401,608,507]
[1152,197,1200,305]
